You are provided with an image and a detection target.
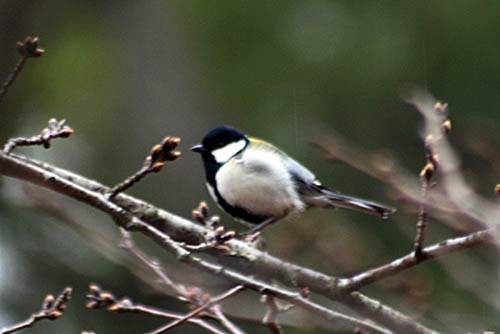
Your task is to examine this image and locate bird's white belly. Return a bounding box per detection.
[215,153,304,218]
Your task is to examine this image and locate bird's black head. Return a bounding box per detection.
[191,125,248,159]
[196,125,247,151]
[192,125,249,186]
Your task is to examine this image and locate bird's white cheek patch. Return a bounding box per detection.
[212,139,247,164]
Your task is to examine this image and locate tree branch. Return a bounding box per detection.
[342,292,435,334]
[338,228,496,291]
[120,228,245,334]
[0,37,45,103]
[0,287,72,334]
[85,284,229,334]
[3,118,73,154]
[108,136,181,198]
[406,90,500,241]
[0,148,453,334]
[149,285,246,334]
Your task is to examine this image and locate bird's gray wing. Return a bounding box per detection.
[248,136,320,193]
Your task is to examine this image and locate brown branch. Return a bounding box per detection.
[0,57,27,103]
[149,285,246,334]
[0,36,44,103]
[414,102,450,257]
[313,137,487,231]
[134,219,393,334]
[261,295,294,334]
[108,136,181,198]
[338,228,496,291]
[85,284,229,334]
[134,305,231,334]
[414,138,435,256]
[120,229,191,300]
[406,90,500,242]
[343,292,433,334]
[262,295,281,334]
[413,171,430,257]
[120,228,245,334]
[0,149,436,334]
[211,305,247,334]
[3,118,73,154]
[0,287,72,334]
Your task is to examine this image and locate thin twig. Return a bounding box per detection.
[85,284,229,334]
[108,136,181,198]
[149,285,246,334]
[120,229,190,299]
[338,228,496,291]
[0,36,44,104]
[414,178,430,257]
[3,118,73,154]
[0,57,26,104]
[414,137,435,256]
[132,305,230,334]
[344,292,433,334]
[313,138,488,231]
[0,287,72,334]
[407,90,500,238]
[262,295,293,334]
[414,102,450,256]
[121,229,245,333]
[109,165,150,197]
[211,305,247,334]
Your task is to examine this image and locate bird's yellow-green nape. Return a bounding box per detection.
[249,137,287,156]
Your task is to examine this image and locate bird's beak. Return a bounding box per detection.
[191,144,205,153]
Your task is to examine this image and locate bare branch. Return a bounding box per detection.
[149,285,246,334]
[414,102,450,257]
[211,305,247,334]
[85,284,229,334]
[261,295,294,334]
[0,149,438,333]
[3,118,73,154]
[406,89,500,244]
[343,292,435,334]
[121,227,247,333]
[0,36,44,103]
[313,137,487,231]
[120,228,246,334]
[338,228,496,291]
[0,287,72,334]
[108,136,181,198]
[120,229,191,299]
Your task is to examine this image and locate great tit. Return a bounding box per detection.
[192,125,396,234]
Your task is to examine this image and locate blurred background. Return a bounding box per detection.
[1,1,499,333]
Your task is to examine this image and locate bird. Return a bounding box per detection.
[191,125,396,234]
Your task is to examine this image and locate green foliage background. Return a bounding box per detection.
[1,1,499,333]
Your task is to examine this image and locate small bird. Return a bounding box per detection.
[192,125,396,234]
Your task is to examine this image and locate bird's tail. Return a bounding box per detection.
[305,185,396,219]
